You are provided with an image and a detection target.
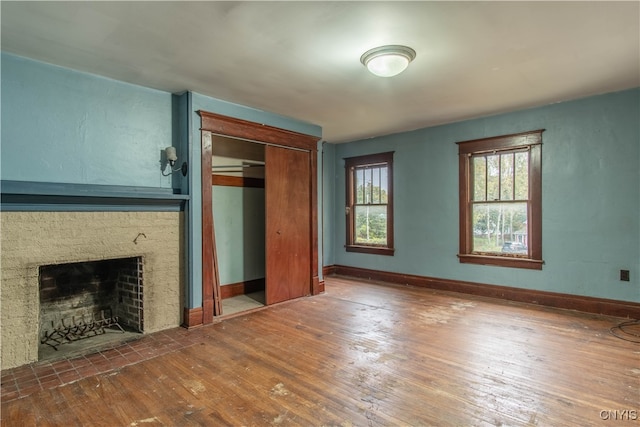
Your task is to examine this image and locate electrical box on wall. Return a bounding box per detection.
[620,270,630,282]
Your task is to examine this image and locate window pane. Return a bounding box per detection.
[380,166,388,202]
[486,155,500,201]
[514,152,529,200]
[356,165,388,205]
[473,157,486,201]
[372,167,380,204]
[500,153,514,200]
[354,205,387,245]
[471,202,528,254]
[362,167,370,204]
[366,168,373,203]
[356,168,365,204]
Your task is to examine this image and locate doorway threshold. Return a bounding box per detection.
[221,291,265,316]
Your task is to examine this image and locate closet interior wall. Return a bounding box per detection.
[211,137,266,310]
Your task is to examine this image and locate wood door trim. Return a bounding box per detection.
[310,149,320,295]
[199,110,320,323]
[201,133,221,324]
[199,110,318,151]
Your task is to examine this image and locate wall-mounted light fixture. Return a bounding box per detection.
[360,45,416,77]
[162,146,188,177]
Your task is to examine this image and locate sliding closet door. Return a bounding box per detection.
[265,145,311,305]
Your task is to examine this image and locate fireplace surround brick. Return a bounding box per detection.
[1,211,184,370]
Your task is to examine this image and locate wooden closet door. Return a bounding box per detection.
[265,145,311,305]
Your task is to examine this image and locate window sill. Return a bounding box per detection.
[457,253,543,270]
[346,245,395,256]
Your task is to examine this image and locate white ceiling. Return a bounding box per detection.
[2,1,638,143]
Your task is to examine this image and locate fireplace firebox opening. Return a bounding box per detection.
[38,256,144,361]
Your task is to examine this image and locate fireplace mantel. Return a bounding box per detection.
[1,180,189,211]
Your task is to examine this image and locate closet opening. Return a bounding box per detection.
[212,136,267,316]
[193,109,320,327]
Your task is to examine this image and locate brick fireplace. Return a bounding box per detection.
[1,211,184,370]
[38,257,144,356]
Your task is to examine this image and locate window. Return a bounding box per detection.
[345,152,394,255]
[457,130,543,270]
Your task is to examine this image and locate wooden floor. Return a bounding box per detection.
[2,276,639,426]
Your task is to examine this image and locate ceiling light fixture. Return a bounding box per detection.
[360,45,416,77]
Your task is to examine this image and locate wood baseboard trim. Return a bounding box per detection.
[331,265,640,319]
[182,307,203,329]
[323,265,337,277]
[220,278,265,299]
[318,280,325,294]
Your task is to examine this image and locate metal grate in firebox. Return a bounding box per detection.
[38,256,144,362]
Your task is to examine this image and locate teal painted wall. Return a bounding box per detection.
[322,142,336,267]
[1,53,175,188]
[0,53,324,311]
[331,88,640,302]
[212,186,266,285]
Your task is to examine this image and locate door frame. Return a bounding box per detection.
[197,111,320,325]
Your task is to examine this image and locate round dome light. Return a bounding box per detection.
[360,45,416,77]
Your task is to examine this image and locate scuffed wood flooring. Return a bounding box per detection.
[2,275,639,426]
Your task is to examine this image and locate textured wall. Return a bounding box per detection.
[331,88,640,302]
[321,142,336,268]
[0,53,174,187]
[1,211,184,370]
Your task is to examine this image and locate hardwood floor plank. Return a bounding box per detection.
[2,276,638,426]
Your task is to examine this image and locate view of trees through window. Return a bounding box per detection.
[458,129,542,269]
[354,165,388,246]
[471,149,529,254]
